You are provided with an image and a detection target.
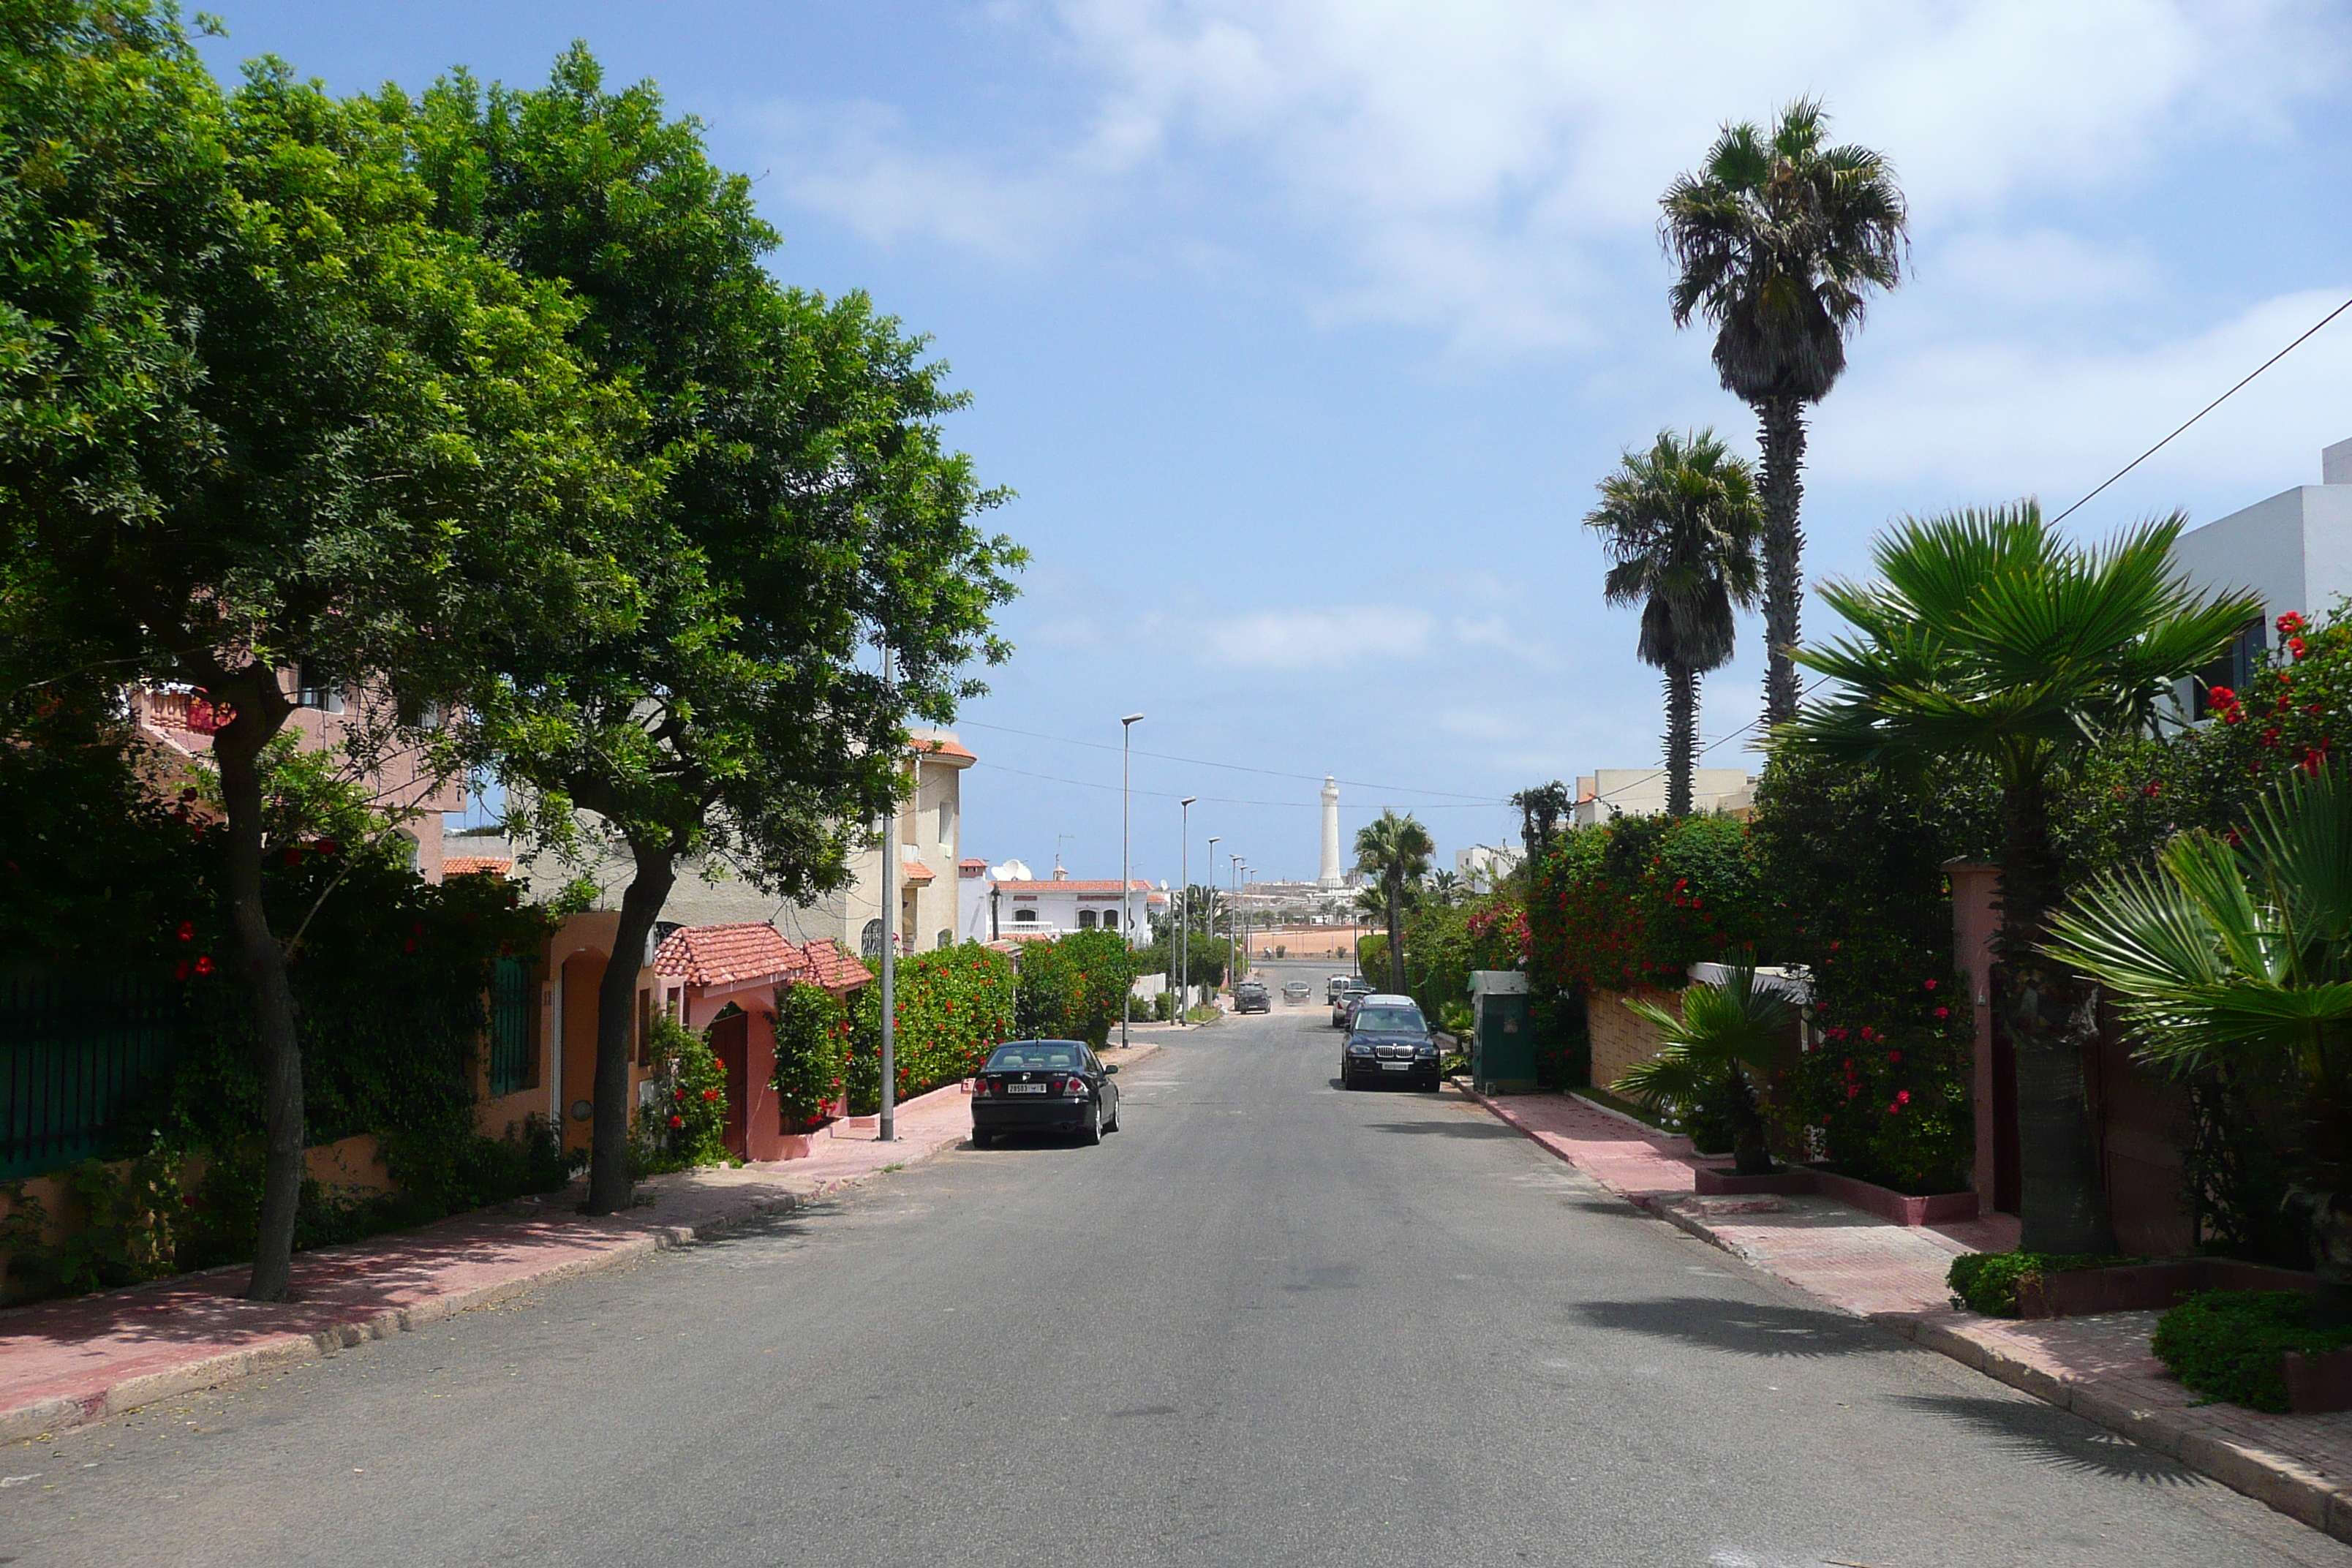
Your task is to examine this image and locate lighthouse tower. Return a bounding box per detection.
[1317,776,1343,889]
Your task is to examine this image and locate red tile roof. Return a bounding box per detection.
[901,858,936,886]
[917,738,976,764]
[655,923,800,989]
[994,879,1153,894]
[441,856,512,878]
[783,938,872,994]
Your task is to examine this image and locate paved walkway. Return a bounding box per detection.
[0,1038,1161,1444]
[1466,1085,2352,1542]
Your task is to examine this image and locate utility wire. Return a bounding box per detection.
[982,761,1506,810]
[2049,294,2352,527]
[956,718,1507,803]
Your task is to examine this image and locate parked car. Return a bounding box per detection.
[1340,995,1440,1090]
[1233,981,1271,1014]
[1326,974,1354,1003]
[1330,980,1373,1029]
[970,1039,1120,1146]
[1281,980,1312,1003]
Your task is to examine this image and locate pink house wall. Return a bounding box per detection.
[1947,862,2005,1211]
[679,985,785,1161]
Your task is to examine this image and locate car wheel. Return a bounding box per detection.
[1105,1098,1120,1133]
[1080,1101,1101,1145]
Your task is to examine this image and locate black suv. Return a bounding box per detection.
[1232,981,1271,1014]
[1341,996,1440,1090]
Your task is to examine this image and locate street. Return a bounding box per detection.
[9,966,2345,1568]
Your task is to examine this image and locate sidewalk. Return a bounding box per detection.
[1464,1084,2352,1544]
[0,1037,1159,1446]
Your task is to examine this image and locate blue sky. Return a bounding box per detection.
[200,2,2352,888]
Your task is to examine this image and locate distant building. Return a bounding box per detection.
[1455,843,1523,887]
[1571,768,1754,826]
[2171,437,2352,716]
[978,865,1164,947]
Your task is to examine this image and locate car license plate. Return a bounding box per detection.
[1006,1082,1047,1094]
[1380,1061,1411,1071]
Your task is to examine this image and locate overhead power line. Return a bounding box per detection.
[982,761,1506,810]
[956,719,1507,803]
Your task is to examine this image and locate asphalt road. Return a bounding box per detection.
[9,973,2348,1568]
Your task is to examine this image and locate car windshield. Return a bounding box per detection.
[985,1044,1082,1071]
[1352,1006,1426,1034]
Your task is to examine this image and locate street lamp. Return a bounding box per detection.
[1120,712,1143,1049]
[1205,835,1221,998]
[1178,797,1196,1026]
[1231,855,1246,986]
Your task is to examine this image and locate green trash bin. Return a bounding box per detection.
[1470,970,1534,1094]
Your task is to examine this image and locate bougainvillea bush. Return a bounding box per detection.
[1011,930,1134,1048]
[1402,894,1529,1023]
[848,942,1017,1112]
[1749,753,1986,1193]
[771,981,847,1129]
[1528,814,1765,996]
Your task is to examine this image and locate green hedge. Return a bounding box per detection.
[1945,1251,2126,1318]
[849,943,1017,1112]
[1528,814,1763,995]
[2151,1291,2352,1413]
[1011,930,1135,1048]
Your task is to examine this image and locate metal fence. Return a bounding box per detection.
[488,957,535,1098]
[0,968,186,1180]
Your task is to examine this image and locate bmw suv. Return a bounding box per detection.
[1340,995,1440,1090]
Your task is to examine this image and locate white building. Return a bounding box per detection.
[1571,768,1755,826]
[2171,437,2352,715]
[972,868,1164,946]
[1455,842,1523,888]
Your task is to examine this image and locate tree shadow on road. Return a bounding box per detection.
[1367,1120,1521,1138]
[1885,1393,2198,1484]
[1572,1295,1905,1360]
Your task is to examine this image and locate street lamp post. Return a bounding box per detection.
[1205,836,1221,998]
[878,650,899,1143]
[1230,856,1245,987]
[1120,712,1143,1049]
[1178,797,1196,1025]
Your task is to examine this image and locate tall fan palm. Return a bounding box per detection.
[1784,502,2258,1251]
[1586,429,1763,816]
[1661,97,1907,725]
[1356,810,1435,995]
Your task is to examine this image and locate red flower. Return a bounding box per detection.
[2261,726,2281,747]
[1934,1006,1949,1019]
[2210,685,2237,706]
[674,1087,686,1101]
[1887,1101,1902,1116]
[668,1114,684,1129]
[194,954,214,976]
[1922,979,1937,992]
[1888,1049,1901,1063]
[314,837,341,856]
[281,846,304,867]
[2279,611,2308,637]
[2304,747,2328,775]
[1896,1090,1911,1105]
[173,961,190,982]
[177,921,195,943]
[2291,637,2310,660]
[701,1088,720,1101]
[2142,781,2162,798]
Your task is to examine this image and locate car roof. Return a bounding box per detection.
[1360,994,1417,1006]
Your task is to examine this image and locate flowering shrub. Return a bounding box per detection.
[1528,814,1764,995]
[848,942,1017,1112]
[771,982,846,1129]
[1402,894,1528,1020]
[633,1012,728,1172]
[1011,930,1134,1047]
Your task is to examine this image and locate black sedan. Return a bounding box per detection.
[970,1040,1120,1146]
[1340,998,1441,1090]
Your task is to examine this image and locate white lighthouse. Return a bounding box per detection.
[1317,775,1343,889]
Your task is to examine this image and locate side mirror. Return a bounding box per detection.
[1104,1064,1120,1075]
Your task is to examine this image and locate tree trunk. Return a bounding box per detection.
[1996,766,2115,1255]
[584,840,677,1215]
[1754,393,1809,727]
[210,675,304,1303]
[1664,663,1697,817]
[1386,872,1406,996]
[1726,1060,1773,1177]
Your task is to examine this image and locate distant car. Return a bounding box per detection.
[970,1039,1120,1146]
[1233,981,1271,1014]
[1281,981,1312,1003]
[1331,981,1374,1029]
[1326,974,1354,1003]
[1341,995,1440,1090]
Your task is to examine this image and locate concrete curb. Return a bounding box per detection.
[1459,1085,2352,1545]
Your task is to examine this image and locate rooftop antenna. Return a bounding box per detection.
[1055,834,1074,876]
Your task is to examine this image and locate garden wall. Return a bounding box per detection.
[1588,984,1681,1090]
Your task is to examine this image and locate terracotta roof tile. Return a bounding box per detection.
[901,858,936,885]
[441,856,512,878]
[993,878,1153,894]
[917,738,976,763]
[655,922,801,989]
[781,938,872,994]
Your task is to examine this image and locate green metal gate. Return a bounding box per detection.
[488,957,537,1098]
[0,968,186,1179]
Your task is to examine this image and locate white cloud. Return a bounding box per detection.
[1184,605,1433,669]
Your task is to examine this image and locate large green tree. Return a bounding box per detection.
[1661,98,1907,725]
[1586,429,1762,817]
[1785,504,2256,1251]
[407,50,1023,1213]
[1356,810,1435,996]
[0,4,634,1297]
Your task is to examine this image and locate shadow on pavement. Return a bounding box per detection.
[1368,1120,1521,1138]
[1572,1295,1904,1360]
[1886,1393,2199,1484]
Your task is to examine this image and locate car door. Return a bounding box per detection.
[1088,1048,1115,1125]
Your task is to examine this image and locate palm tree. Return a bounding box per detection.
[1616,968,1795,1176]
[1784,502,2258,1251]
[1661,97,1907,725]
[1356,810,1435,995]
[1428,868,1463,906]
[1586,429,1762,816]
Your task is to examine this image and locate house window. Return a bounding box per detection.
[294,661,344,713]
[937,929,954,951]
[1014,908,1038,924]
[1078,908,1098,930]
[860,919,885,958]
[2195,615,2269,719]
[1102,908,1119,930]
[938,796,954,846]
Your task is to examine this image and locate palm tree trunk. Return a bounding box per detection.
[1754,393,1808,726]
[1665,664,1697,816]
[584,840,676,1215]
[1996,766,2114,1255]
[1385,871,1405,995]
[1726,1060,1773,1176]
